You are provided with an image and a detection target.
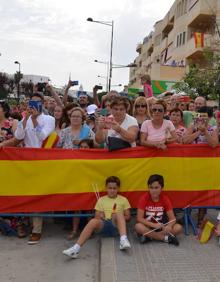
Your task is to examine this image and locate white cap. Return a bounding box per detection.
[86,104,98,115]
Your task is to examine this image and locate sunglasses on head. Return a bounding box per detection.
[152,108,164,113]
[135,104,147,108]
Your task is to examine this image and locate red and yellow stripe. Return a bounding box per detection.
[0,145,220,212]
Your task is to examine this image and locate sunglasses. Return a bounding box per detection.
[152,108,164,113]
[135,104,147,108]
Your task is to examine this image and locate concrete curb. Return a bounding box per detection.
[100,237,117,282]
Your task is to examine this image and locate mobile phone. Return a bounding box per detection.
[70,80,79,86]
[179,96,190,103]
[95,85,103,90]
[37,82,47,92]
[28,100,43,112]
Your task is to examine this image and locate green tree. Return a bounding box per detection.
[174,48,220,100]
[0,72,10,99]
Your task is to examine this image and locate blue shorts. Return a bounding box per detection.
[99,219,118,237]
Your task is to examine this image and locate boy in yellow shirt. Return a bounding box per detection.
[62,176,131,258]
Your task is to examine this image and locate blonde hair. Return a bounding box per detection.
[133,96,150,117]
[69,107,86,123]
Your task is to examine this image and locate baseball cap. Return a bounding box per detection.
[86,104,98,115]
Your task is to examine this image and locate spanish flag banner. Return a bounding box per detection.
[0,145,220,213]
[194,32,204,48]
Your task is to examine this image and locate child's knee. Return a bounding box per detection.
[173,223,182,234]
[134,223,146,233]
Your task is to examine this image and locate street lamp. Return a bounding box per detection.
[14,61,21,99]
[112,63,137,69]
[95,60,109,91]
[87,17,114,92]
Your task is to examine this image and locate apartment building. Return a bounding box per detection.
[129,0,220,93]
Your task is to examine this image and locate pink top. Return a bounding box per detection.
[141,119,175,142]
[143,83,153,98]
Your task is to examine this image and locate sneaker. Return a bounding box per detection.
[62,246,79,259]
[168,235,179,246]
[28,233,41,245]
[119,238,131,250]
[139,235,152,244]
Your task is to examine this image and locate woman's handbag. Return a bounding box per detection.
[107,136,131,151]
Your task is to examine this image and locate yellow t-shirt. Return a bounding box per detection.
[95,195,131,220]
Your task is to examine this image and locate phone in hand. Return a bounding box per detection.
[104,116,114,129]
[28,100,43,112]
[70,80,79,86]
[95,85,103,90]
[37,82,47,92]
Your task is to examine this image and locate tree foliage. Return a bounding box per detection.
[174,48,220,100]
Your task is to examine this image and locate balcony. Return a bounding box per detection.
[185,33,212,59]
[187,0,216,28]
[136,43,143,54]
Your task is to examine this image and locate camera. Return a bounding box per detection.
[95,85,103,90]
[70,80,79,86]
[37,82,47,92]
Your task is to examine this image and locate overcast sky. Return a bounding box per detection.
[0,0,175,91]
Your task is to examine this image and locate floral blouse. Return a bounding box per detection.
[57,124,95,149]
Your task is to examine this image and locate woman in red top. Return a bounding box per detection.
[135,174,182,245]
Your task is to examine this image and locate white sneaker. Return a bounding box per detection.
[119,238,131,250]
[62,246,79,258]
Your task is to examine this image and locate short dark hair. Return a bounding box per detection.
[198,106,213,118]
[110,97,129,111]
[79,139,94,148]
[147,174,164,188]
[170,108,183,119]
[31,92,44,101]
[105,176,121,187]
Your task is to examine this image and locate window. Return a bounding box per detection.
[176,31,186,47]
[182,32,186,44]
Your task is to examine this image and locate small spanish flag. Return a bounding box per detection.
[194,32,204,48]
[42,131,59,148]
[198,220,215,244]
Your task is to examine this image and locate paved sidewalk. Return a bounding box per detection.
[100,210,220,282]
[1,211,220,282]
[0,219,99,282]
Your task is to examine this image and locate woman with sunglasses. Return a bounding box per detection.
[140,100,177,149]
[133,97,150,145]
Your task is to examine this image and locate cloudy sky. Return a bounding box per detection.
[0,0,175,91]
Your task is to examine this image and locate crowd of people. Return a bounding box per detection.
[0,78,220,255]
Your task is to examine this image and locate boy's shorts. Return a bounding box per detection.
[99,219,118,237]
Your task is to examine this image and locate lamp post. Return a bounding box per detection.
[95,60,109,91]
[87,17,113,92]
[112,63,137,69]
[14,61,21,99]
